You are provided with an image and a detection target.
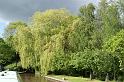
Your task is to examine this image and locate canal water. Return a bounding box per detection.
[20,73,49,82]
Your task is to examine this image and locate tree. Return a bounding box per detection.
[98,0,121,42]
[104,29,124,70]
[3,21,27,68]
[13,27,34,69]
[13,9,75,75]
[4,21,27,41]
[0,38,15,66]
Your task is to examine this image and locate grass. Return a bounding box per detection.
[47,75,104,82]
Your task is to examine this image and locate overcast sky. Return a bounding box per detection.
[0,0,98,37]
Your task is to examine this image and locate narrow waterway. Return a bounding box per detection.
[20,73,49,82]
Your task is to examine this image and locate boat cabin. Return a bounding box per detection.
[0,71,22,82]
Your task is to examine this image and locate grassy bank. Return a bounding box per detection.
[48,75,105,82]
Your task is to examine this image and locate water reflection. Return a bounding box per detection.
[20,73,48,82]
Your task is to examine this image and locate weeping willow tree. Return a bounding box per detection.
[13,26,35,69]
[30,9,75,75]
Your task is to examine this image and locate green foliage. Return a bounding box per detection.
[98,0,121,42]
[12,9,75,75]
[70,49,113,73]
[4,62,22,71]
[0,38,15,66]
[2,0,124,81]
[14,27,35,69]
[32,9,75,75]
[104,29,124,70]
[80,3,95,21]
[4,21,27,46]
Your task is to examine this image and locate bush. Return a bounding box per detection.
[4,62,22,71]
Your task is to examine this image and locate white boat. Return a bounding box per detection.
[0,71,23,82]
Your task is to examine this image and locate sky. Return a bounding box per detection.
[0,0,98,37]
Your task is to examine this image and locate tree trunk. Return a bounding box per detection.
[114,71,116,81]
[105,73,109,82]
[35,70,40,77]
[90,70,93,80]
[16,52,18,67]
[113,57,116,81]
[35,67,40,77]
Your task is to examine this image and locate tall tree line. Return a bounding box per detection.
[4,0,124,81]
